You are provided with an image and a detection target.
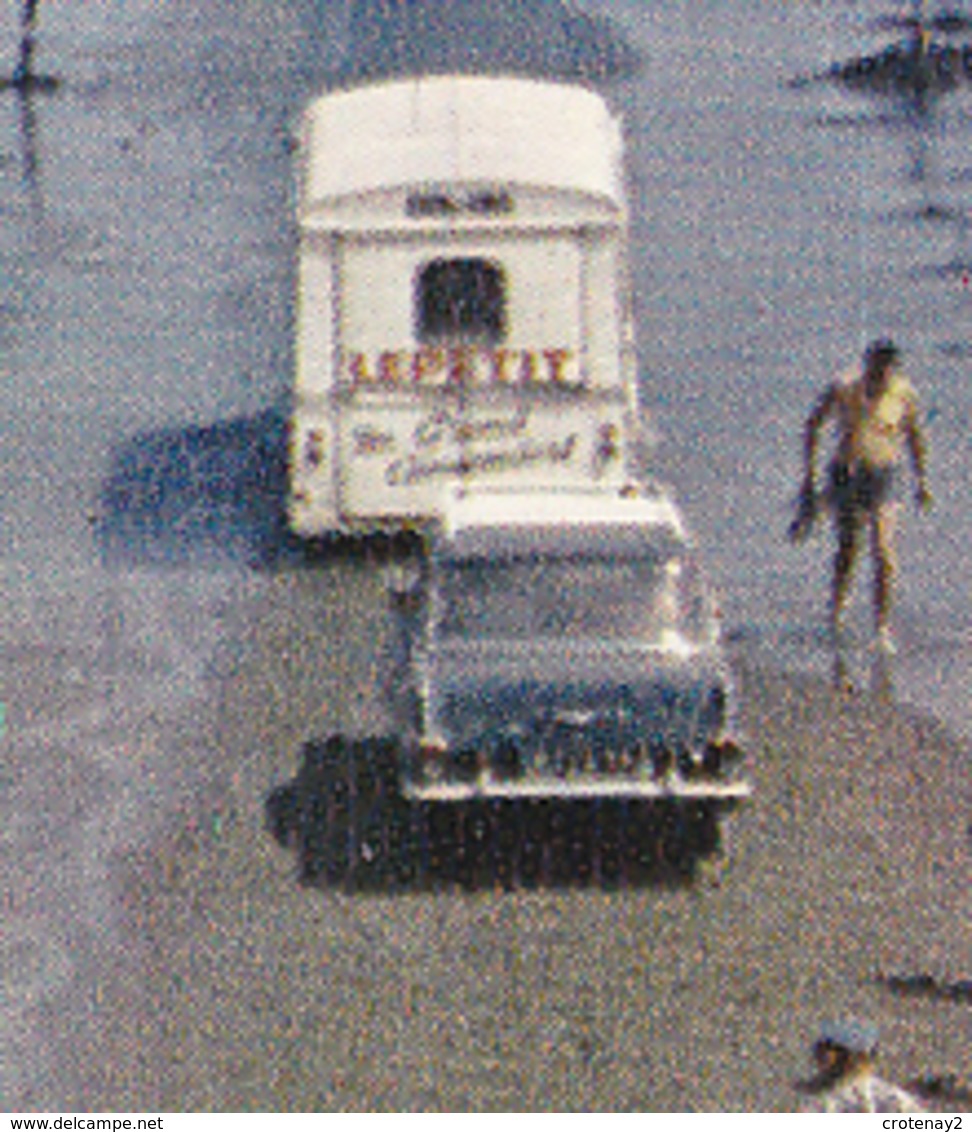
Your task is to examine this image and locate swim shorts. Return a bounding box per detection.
[827,461,899,514]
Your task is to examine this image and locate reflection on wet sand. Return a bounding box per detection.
[338,0,641,86]
[96,408,290,567]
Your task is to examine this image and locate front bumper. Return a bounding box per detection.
[401,776,751,802]
[401,737,750,802]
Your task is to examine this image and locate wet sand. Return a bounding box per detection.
[25,591,970,1112]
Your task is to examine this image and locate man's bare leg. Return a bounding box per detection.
[871,503,899,652]
[830,514,861,642]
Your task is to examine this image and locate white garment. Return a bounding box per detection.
[816,1072,924,1113]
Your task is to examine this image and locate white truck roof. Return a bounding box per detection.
[300,75,624,217]
[439,486,688,559]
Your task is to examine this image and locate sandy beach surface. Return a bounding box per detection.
[12,564,966,1114]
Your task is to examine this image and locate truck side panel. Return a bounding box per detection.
[291,231,340,534]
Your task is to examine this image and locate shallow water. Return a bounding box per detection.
[2,0,969,721]
[1,0,970,1107]
[608,0,972,724]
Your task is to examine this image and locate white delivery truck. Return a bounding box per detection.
[288,74,644,535]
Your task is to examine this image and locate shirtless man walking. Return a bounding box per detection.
[791,338,931,653]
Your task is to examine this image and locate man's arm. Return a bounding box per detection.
[801,385,837,491]
[904,399,931,510]
[788,385,836,544]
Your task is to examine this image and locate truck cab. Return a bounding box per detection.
[387,485,749,806]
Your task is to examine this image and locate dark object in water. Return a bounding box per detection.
[1,0,60,93]
[96,407,290,567]
[877,971,972,1002]
[825,31,972,101]
[338,0,641,86]
[0,73,59,92]
[872,11,972,37]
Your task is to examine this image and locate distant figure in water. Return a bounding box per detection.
[790,338,931,654]
[7,0,57,92]
[13,1,40,84]
[798,1019,924,1113]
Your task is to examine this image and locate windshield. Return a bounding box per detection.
[437,553,707,643]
